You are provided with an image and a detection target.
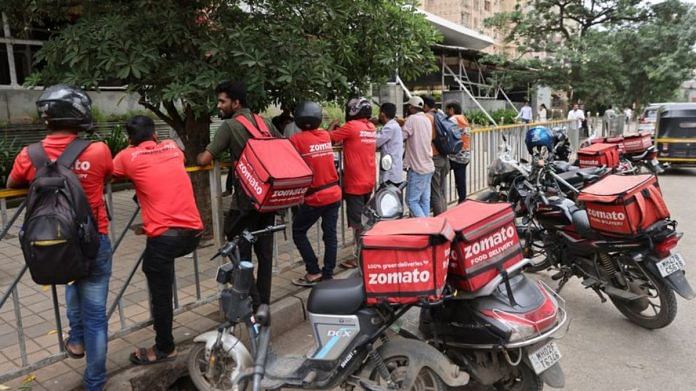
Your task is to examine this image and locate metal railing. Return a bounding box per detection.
[0,119,577,382]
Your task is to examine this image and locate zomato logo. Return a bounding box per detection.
[464,226,516,259]
[309,142,332,153]
[238,161,263,195]
[272,188,306,197]
[588,209,625,221]
[367,269,431,285]
[579,159,598,166]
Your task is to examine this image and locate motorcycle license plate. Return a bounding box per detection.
[528,342,562,375]
[657,253,686,277]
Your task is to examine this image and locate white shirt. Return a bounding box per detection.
[567,109,585,128]
[538,108,547,122]
[516,105,533,121]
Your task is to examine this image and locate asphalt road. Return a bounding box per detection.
[270,168,696,391]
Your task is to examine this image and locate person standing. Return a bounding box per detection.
[376,103,404,186]
[328,98,376,268]
[422,95,449,216]
[538,104,548,122]
[288,102,342,286]
[197,81,281,307]
[113,116,203,365]
[515,100,533,123]
[402,96,435,217]
[445,101,470,204]
[8,85,113,391]
[568,103,586,131]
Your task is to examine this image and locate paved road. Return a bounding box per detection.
[271,169,696,391]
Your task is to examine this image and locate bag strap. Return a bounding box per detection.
[305,180,339,196]
[27,142,50,169]
[634,191,647,228]
[56,139,92,169]
[235,114,272,139]
[646,186,670,218]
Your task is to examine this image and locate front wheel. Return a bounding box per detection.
[187,343,247,391]
[363,355,447,391]
[610,272,678,329]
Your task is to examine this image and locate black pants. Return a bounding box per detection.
[450,161,468,204]
[292,202,340,279]
[143,232,200,354]
[224,209,275,306]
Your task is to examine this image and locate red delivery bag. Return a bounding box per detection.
[235,115,313,212]
[577,174,670,236]
[441,201,524,292]
[577,143,620,168]
[623,132,653,154]
[360,217,454,305]
[590,136,625,153]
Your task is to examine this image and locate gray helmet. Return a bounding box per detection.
[294,101,323,130]
[345,97,372,121]
[36,84,93,131]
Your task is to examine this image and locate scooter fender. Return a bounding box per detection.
[539,362,565,388]
[644,262,696,300]
[369,337,470,388]
[193,331,254,384]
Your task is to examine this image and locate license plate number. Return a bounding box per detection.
[528,342,562,375]
[657,253,686,277]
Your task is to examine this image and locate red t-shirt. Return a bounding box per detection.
[289,130,342,207]
[330,119,376,195]
[9,134,113,234]
[113,140,203,237]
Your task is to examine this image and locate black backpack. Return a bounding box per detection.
[433,111,463,156]
[19,139,100,285]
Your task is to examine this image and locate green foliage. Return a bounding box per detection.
[88,125,129,156]
[466,111,492,126]
[0,137,22,186]
[485,0,696,110]
[491,109,518,125]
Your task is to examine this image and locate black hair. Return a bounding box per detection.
[421,95,436,110]
[445,101,462,115]
[380,103,397,119]
[125,115,156,146]
[215,80,247,107]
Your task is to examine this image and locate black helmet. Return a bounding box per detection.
[36,84,93,131]
[294,101,323,130]
[345,97,372,121]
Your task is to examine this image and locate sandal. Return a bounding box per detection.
[292,274,322,287]
[340,259,359,269]
[64,340,85,359]
[129,346,176,366]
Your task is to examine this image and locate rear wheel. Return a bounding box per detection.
[493,363,543,391]
[610,268,677,329]
[364,355,447,391]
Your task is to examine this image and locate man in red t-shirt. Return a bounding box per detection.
[329,98,376,267]
[7,85,112,391]
[288,102,342,286]
[112,116,203,365]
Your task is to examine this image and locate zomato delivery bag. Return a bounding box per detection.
[360,217,454,305]
[235,115,313,212]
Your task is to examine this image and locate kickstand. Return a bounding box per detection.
[591,286,607,303]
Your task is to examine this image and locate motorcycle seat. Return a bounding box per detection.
[569,205,593,238]
[307,276,365,315]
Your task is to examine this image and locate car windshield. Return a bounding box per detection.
[645,109,658,120]
[658,114,696,138]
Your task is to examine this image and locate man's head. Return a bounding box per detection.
[294,101,323,131]
[405,96,424,115]
[378,103,397,125]
[421,95,436,112]
[125,115,157,146]
[445,101,462,117]
[524,99,530,106]
[215,80,247,119]
[572,104,579,111]
[36,84,93,133]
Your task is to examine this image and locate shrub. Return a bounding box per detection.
[0,137,22,186]
[89,125,129,156]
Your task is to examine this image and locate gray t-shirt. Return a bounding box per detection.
[402,112,435,174]
[376,118,404,184]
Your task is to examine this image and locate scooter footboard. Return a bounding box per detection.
[361,337,470,388]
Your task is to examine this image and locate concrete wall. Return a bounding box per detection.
[442,90,509,113]
[374,84,406,117]
[0,88,143,124]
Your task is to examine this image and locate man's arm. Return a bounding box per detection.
[7,148,29,188]
[197,121,232,165]
[6,176,24,189]
[376,123,394,148]
[330,123,352,144]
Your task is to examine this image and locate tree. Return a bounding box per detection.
[4,1,439,227]
[484,0,696,111]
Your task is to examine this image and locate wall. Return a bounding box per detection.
[442,90,509,113]
[0,88,142,124]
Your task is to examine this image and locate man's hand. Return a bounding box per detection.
[396,117,405,127]
[197,151,213,166]
[328,119,340,131]
[6,176,23,189]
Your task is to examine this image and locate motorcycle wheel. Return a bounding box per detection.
[363,355,447,391]
[610,273,678,329]
[493,363,543,391]
[187,343,248,391]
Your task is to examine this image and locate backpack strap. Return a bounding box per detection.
[56,139,92,169]
[236,114,272,139]
[27,143,50,169]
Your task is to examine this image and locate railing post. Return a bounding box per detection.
[209,162,224,248]
[106,182,115,244]
[11,287,27,366]
[0,198,8,234]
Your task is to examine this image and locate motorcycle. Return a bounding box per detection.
[580,132,664,175]
[187,225,469,391]
[515,162,694,329]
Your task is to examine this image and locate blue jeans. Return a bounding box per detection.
[407,170,434,217]
[292,202,340,279]
[66,235,112,391]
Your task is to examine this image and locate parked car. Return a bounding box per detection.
[638,103,665,134]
